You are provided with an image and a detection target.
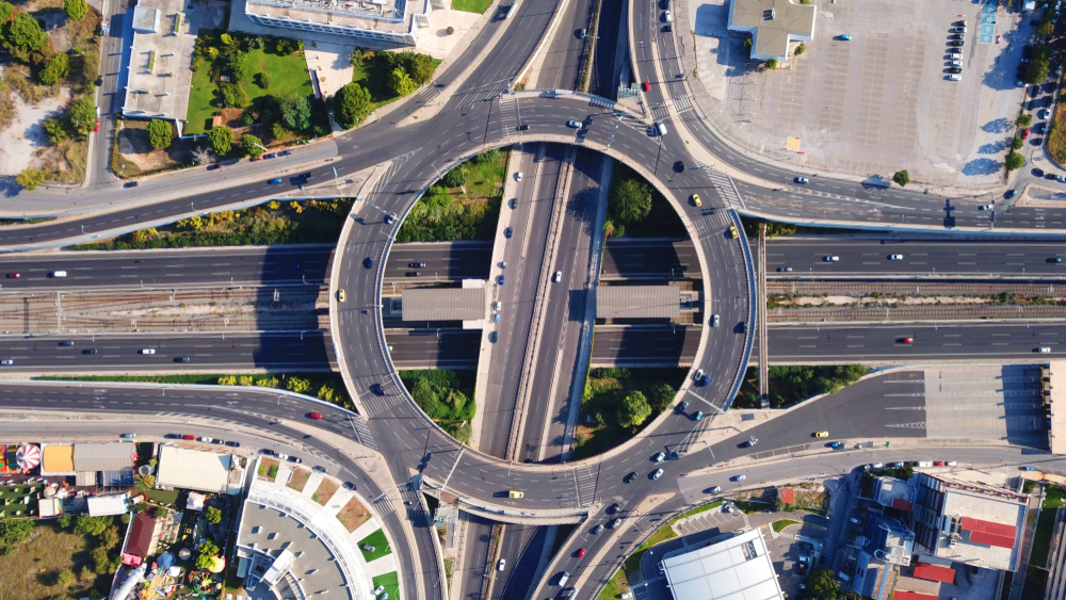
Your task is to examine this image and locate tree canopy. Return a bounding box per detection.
[277,93,311,131]
[387,67,418,96]
[68,96,97,138]
[38,52,70,85]
[147,119,172,149]
[333,82,372,129]
[1005,151,1024,171]
[617,391,652,428]
[64,0,88,20]
[0,517,34,543]
[4,12,47,56]
[892,170,909,187]
[16,169,46,191]
[609,177,653,222]
[207,126,234,156]
[241,133,265,158]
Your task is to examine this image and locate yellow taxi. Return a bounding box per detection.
[691,193,702,207]
[338,289,346,302]
[728,225,739,239]
[509,491,524,499]
[814,431,829,438]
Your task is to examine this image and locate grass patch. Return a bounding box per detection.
[39,371,355,412]
[1031,509,1058,568]
[0,521,103,600]
[337,496,371,533]
[1049,70,1066,164]
[395,149,507,243]
[623,522,677,576]
[144,488,181,506]
[372,572,400,600]
[573,368,686,461]
[313,478,339,506]
[733,499,769,514]
[676,500,723,520]
[70,199,355,251]
[772,519,803,533]
[451,0,493,12]
[287,468,311,492]
[0,484,42,518]
[733,365,870,409]
[358,529,392,562]
[596,568,632,600]
[258,459,280,482]
[1044,484,1066,509]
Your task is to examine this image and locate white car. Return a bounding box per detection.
[824,256,839,262]
[0,360,13,366]
[712,314,720,327]
[199,437,213,443]
[140,348,156,355]
[652,468,664,480]
[889,254,903,260]
[950,60,960,67]
[374,586,385,595]
[949,53,962,60]
[654,452,666,462]
[515,172,523,181]
[497,559,506,571]
[553,271,562,282]
[662,10,672,22]
[979,204,992,210]
[1037,347,1052,353]
[949,74,961,81]
[277,453,290,460]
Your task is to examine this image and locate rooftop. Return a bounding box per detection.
[597,285,681,320]
[245,0,409,34]
[121,0,196,122]
[156,446,235,494]
[875,476,915,512]
[41,444,74,474]
[727,0,816,60]
[1046,362,1065,455]
[74,443,134,472]
[661,529,785,600]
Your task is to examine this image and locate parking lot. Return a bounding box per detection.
[691,0,1032,188]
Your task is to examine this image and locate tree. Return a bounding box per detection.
[794,43,805,56]
[207,125,234,156]
[285,376,310,393]
[475,148,500,165]
[195,539,220,570]
[609,177,652,222]
[74,515,111,537]
[56,569,76,587]
[0,518,34,544]
[227,51,248,83]
[892,170,910,187]
[1025,57,1050,85]
[443,161,468,187]
[147,119,171,149]
[617,391,652,429]
[134,473,155,492]
[1016,113,1033,128]
[277,93,311,131]
[15,169,46,191]
[205,506,223,525]
[806,569,840,600]
[64,0,87,20]
[1038,20,1054,38]
[78,50,99,86]
[1005,151,1025,171]
[241,133,265,158]
[42,117,70,145]
[387,67,418,96]
[97,525,119,550]
[90,547,112,574]
[38,52,70,85]
[1011,136,1024,150]
[5,12,47,55]
[401,52,436,85]
[68,96,96,137]
[0,1,13,24]
[153,506,168,519]
[332,82,372,129]
[649,383,677,413]
[765,58,778,70]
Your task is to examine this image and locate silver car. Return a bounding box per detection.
[652,468,664,480]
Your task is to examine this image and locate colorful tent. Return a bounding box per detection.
[16,444,40,470]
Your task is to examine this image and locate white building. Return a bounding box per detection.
[728,0,816,62]
[241,0,434,46]
[661,529,785,600]
[156,446,243,494]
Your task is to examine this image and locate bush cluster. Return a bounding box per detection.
[398,370,476,441]
[734,365,870,409]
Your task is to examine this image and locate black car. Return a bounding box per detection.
[1048,257,1063,263]
[1048,173,1059,180]
[1034,168,1046,177]
[1031,85,1041,98]
[83,349,97,355]
[225,441,241,447]
[1005,189,1017,199]
[384,213,396,225]
[59,340,74,346]
[516,124,529,131]
[1046,81,1057,94]
[949,67,962,73]
[949,34,964,40]
[264,153,277,159]
[949,40,964,47]
[176,357,191,363]
[409,262,426,268]
[363,257,374,268]
[405,271,420,277]
[206,164,221,171]
[624,472,638,484]
[370,383,384,395]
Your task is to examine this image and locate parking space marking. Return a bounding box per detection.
[887,35,926,153]
[816,44,851,133]
[853,36,889,147]
[775,56,811,132]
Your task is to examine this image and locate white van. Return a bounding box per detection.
[915,461,933,467]
[558,571,570,586]
[656,122,668,136]
[51,271,67,278]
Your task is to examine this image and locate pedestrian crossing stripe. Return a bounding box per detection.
[786,137,801,152]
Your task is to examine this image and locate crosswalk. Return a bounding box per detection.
[347,413,378,452]
[691,208,734,241]
[649,94,694,120]
[574,465,599,507]
[498,96,519,140]
[706,170,746,210]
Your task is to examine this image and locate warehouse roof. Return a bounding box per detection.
[156,446,232,493]
[401,286,487,322]
[662,529,784,600]
[41,444,74,474]
[597,285,680,320]
[74,443,134,472]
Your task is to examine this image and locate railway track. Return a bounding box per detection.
[767,281,1066,296]
[769,304,1066,322]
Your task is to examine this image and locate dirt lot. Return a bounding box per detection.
[313,478,339,506]
[114,119,195,177]
[336,496,371,533]
[0,71,71,177]
[287,468,311,492]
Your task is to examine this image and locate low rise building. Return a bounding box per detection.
[660,528,785,600]
[156,446,244,494]
[240,0,434,47]
[852,518,915,599]
[911,473,1028,571]
[120,0,197,126]
[727,0,816,62]
[874,476,915,512]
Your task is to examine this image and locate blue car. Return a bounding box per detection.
[693,411,703,421]
[830,441,843,448]
[499,275,505,286]
[1021,466,1035,471]
[268,177,283,184]
[841,34,852,41]
[504,227,513,238]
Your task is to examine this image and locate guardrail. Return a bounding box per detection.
[724,209,757,412]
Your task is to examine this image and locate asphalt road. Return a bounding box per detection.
[479,144,563,459]
[0,246,332,290]
[382,242,493,282]
[0,332,334,372]
[520,148,602,463]
[535,0,595,90]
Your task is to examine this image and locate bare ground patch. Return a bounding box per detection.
[258,458,280,482]
[312,478,339,506]
[336,496,371,533]
[114,119,194,176]
[287,468,311,492]
[0,75,70,177]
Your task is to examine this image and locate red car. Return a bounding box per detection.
[310,412,323,420]
[642,81,650,91]
[93,119,99,132]
[900,337,913,344]
[1022,128,1030,140]
[935,461,946,466]
[577,548,586,558]
[183,434,194,440]
[6,273,19,279]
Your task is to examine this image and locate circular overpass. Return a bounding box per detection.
[330,89,756,514]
